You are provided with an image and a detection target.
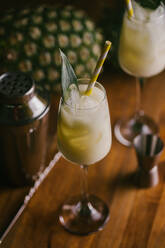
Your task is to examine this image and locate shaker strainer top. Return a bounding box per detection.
[0,72,34,104]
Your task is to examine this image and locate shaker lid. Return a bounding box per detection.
[0,72,34,104]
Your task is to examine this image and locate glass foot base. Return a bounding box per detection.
[59,194,109,235]
[114,114,158,147]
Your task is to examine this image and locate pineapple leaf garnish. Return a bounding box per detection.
[59,49,79,101]
[135,0,165,9]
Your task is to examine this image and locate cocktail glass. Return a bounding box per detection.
[114,0,165,147]
[57,78,112,235]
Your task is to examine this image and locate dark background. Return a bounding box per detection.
[0,0,123,21]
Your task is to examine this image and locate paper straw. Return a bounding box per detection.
[125,0,134,18]
[85,40,112,96]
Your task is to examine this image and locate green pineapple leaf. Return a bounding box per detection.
[135,0,165,9]
[59,49,79,100]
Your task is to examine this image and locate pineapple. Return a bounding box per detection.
[0,5,103,93]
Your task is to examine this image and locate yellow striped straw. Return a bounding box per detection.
[125,0,134,18]
[85,40,112,96]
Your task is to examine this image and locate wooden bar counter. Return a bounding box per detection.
[1,68,165,248]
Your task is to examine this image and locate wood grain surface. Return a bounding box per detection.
[1,69,165,248]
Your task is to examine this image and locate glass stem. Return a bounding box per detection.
[80,165,89,200]
[79,165,90,216]
[135,77,145,119]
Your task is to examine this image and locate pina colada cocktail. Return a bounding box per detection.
[115,0,165,147]
[119,1,165,77]
[57,78,111,235]
[57,80,111,165]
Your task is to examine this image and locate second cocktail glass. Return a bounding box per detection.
[57,79,112,235]
[114,0,165,146]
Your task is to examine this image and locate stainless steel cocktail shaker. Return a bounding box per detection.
[0,72,50,186]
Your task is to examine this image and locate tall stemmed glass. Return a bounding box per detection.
[57,79,111,235]
[114,0,165,147]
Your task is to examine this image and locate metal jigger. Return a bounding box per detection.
[133,134,164,188]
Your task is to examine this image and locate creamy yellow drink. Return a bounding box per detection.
[119,0,165,77]
[57,79,111,165]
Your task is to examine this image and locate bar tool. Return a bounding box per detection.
[133,134,164,188]
[0,72,50,186]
